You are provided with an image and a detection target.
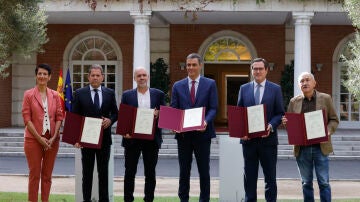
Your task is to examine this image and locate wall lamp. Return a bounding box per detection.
[316,63,323,71]
[179,62,186,70]
[268,62,275,71]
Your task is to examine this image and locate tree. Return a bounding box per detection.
[280,61,294,111]
[0,0,48,78]
[150,58,170,103]
[343,0,360,99]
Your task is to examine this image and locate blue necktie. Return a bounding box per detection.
[254,83,261,105]
[94,89,100,109]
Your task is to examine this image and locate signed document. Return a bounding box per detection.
[134,108,155,135]
[80,117,103,144]
[304,110,326,140]
[183,107,203,128]
[247,104,265,133]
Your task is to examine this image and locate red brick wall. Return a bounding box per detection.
[311,25,355,95]
[0,67,12,127]
[37,24,134,91]
[170,24,286,86]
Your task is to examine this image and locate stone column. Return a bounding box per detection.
[130,10,151,88]
[292,12,314,96]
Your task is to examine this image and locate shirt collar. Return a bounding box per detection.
[253,79,266,87]
[303,90,316,101]
[188,75,200,84]
[137,88,150,95]
[90,85,102,92]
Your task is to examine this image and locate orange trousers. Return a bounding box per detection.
[24,137,59,202]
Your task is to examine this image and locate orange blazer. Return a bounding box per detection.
[22,87,64,139]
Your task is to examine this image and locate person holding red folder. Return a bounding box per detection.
[282,72,339,202]
[171,53,218,202]
[237,58,284,202]
[72,64,118,202]
[121,67,165,202]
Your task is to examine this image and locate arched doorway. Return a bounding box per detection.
[333,33,359,128]
[199,31,257,127]
[63,31,123,104]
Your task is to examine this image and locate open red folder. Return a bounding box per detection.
[116,103,155,140]
[158,106,205,132]
[227,105,267,138]
[285,109,328,145]
[62,112,104,149]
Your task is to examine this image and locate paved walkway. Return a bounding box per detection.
[1,175,360,200]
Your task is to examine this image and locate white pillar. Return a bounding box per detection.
[219,136,244,201]
[75,146,114,202]
[293,12,314,96]
[130,11,151,88]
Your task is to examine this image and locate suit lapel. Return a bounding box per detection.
[47,88,54,113]
[133,89,139,107]
[149,88,155,109]
[34,87,44,109]
[182,79,192,106]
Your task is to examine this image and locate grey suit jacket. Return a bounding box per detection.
[287,90,339,156]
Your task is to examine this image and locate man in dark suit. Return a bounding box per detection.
[237,58,284,202]
[171,53,218,202]
[121,67,165,202]
[72,64,118,202]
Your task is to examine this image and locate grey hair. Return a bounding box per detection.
[133,66,149,77]
[297,72,315,83]
[88,64,104,74]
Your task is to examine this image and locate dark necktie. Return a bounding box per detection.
[254,83,261,105]
[190,80,196,105]
[94,88,100,109]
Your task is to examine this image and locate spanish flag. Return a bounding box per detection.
[57,69,65,116]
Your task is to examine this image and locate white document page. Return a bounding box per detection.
[183,107,203,128]
[304,110,326,140]
[134,108,155,135]
[80,117,103,144]
[247,104,265,133]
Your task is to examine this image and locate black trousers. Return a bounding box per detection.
[177,133,211,202]
[124,140,159,202]
[81,145,111,202]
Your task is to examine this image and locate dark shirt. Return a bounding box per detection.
[301,91,316,113]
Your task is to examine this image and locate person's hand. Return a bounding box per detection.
[281,115,288,127]
[124,133,132,139]
[154,108,159,119]
[39,137,51,151]
[74,143,82,148]
[261,124,272,138]
[198,121,207,132]
[48,136,56,148]
[102,117,111,129]
[240,136,250,141]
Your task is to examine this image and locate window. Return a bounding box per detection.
[338,40,359,122]
[204,37,251,62]
[70,36,118,91]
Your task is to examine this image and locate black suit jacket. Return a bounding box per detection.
[120,88,165,148]
[72,85,118,147]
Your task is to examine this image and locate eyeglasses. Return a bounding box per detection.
[252,67,265,72]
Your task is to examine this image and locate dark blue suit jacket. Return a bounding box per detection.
[237,80,284,145]
[171,77,218,139]
[120,88,165,148]
[72,85,118,147]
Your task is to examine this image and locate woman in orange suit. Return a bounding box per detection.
[22,64,64,202]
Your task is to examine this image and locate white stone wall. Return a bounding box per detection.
[11,53,37,126]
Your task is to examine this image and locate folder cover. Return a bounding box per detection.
[62,112,104,149]
[158,106,205,132]
[227,105,267,138]
[285,109,328,145]
[116,103,155,140]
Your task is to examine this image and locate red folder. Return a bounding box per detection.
[285,109,328,145]
[227,105,267,138]
[116,103,155,140]
[158,106,205,132]
[62,112,104,149]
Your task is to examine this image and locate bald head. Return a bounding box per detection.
[298,72,317,99]
[134,67,149,90]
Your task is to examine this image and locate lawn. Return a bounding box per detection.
[0,192,359,202]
